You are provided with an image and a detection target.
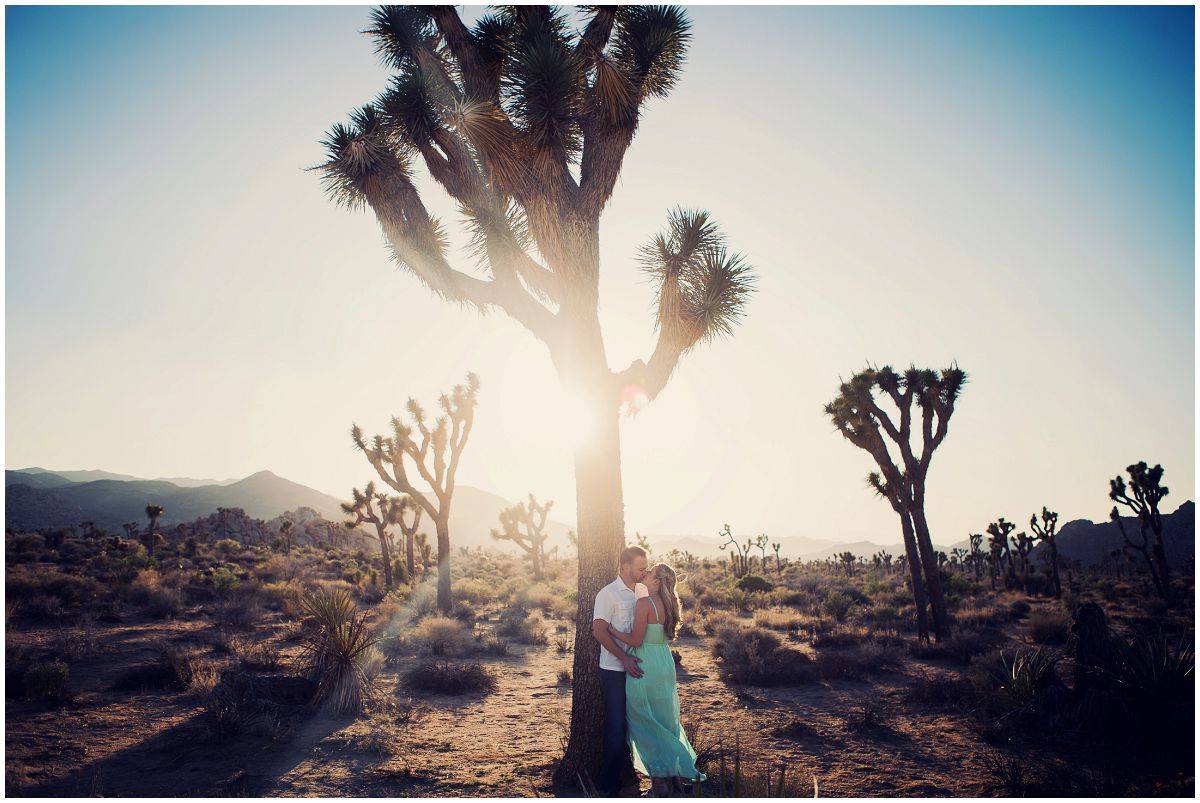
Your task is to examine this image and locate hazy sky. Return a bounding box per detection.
[6,5,1194,546]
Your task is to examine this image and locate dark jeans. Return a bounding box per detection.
[598,667,627,795]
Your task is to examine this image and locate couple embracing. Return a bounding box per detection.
[591,546,705,797]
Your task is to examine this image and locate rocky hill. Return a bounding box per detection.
[4,468,573,553]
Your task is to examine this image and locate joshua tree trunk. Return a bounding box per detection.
[375,523,394,589]
[1047,539,1061,598]
[556,400,625,789]
[405,533,415,579]
[435,516,452,613]
[908,495,949,642]
[899,511,929,642]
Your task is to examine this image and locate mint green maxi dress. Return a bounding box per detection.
[625,598,705,781]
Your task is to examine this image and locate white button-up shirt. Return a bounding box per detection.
[593,576,641,671]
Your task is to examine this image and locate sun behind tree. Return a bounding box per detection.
[317,6,757,785]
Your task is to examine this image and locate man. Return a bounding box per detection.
[591,545,648,797]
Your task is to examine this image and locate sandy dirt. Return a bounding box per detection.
[6,601,1025,798]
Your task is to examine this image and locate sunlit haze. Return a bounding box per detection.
[5,6,1194,547]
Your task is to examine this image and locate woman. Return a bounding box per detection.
[605,562,705,796]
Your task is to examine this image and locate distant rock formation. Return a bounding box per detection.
[1031,500,1194,567]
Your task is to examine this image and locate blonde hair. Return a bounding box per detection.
[650,563,683,641]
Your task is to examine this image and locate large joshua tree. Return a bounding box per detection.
[351,373,480,612]
[318,7,755,783]
[826,365,966,641]
[491,494,554,581]
[1110,461,1172,603]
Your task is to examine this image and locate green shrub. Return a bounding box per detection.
[735,575,774,594]
[821,591,855,622]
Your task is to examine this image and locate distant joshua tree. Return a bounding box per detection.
[278,519,295,553]
[772,541,783,574]
[718,524,750,577]
[352,373,480,613]
[414,532,432,567]
[1110,462,1172,604]
[634,531,653,559]
[968,533,985,581]
[143,504,164,555]
[838,551,856,577]
[1013,531,1034,586]
[491,494,554,580]
[754,533,770,571]
[1029,507,1061,598]
[986,518,1017,587]
[826,365,966,642]
[342,481,416,589]
[317,8,757,783]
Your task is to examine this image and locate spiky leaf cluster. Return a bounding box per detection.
[638,208,754,350]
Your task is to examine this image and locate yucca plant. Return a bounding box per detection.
[1106,634,1194,712]
[300,587,381,714]
[318,6,757,783]
[991,647,1061,709]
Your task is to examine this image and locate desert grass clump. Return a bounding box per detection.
[711,625,817,687]
[113,644,215,693]
[754,607,804,633]
[300,587,381,714]
[22,659,71,703]
[1027,610,1070,644]
[497,607,550,645]
[410,615,474,657]
[404,659,497,695]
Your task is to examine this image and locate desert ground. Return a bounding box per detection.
[5,529,1194,797]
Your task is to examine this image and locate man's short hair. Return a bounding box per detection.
[619,545,647,568]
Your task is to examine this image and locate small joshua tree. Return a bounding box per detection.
[342,481,414,590]
[143,504,164,555]
[968,533,984,581]
[825,365,966,642]
[718,524,749,577]
[352,373,480,612]
[414,532,432,567]
[1013,531,1034,586]
[1110,462,1172,603]
[278,519,295,553]
[754,533,770,571]
[1029,507,1061,598]
[986,518,1017,587]
[951,547,968,571]
[393,495,422,579]
[772,541,783,574]
[491,494,554,581]
[839,551,856,578]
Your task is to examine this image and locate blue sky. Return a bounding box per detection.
[5,5,1194,543]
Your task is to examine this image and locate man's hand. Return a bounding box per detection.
[621,653,644,679]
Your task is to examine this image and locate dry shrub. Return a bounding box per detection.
[404,659,496,695]
[1027,610,1070,644]
[261,580,304,615]
[453,579,496,607]
[711,625,816,686]
[410,616,474,656]
[22,659,71,703]
[753,607,804,632]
